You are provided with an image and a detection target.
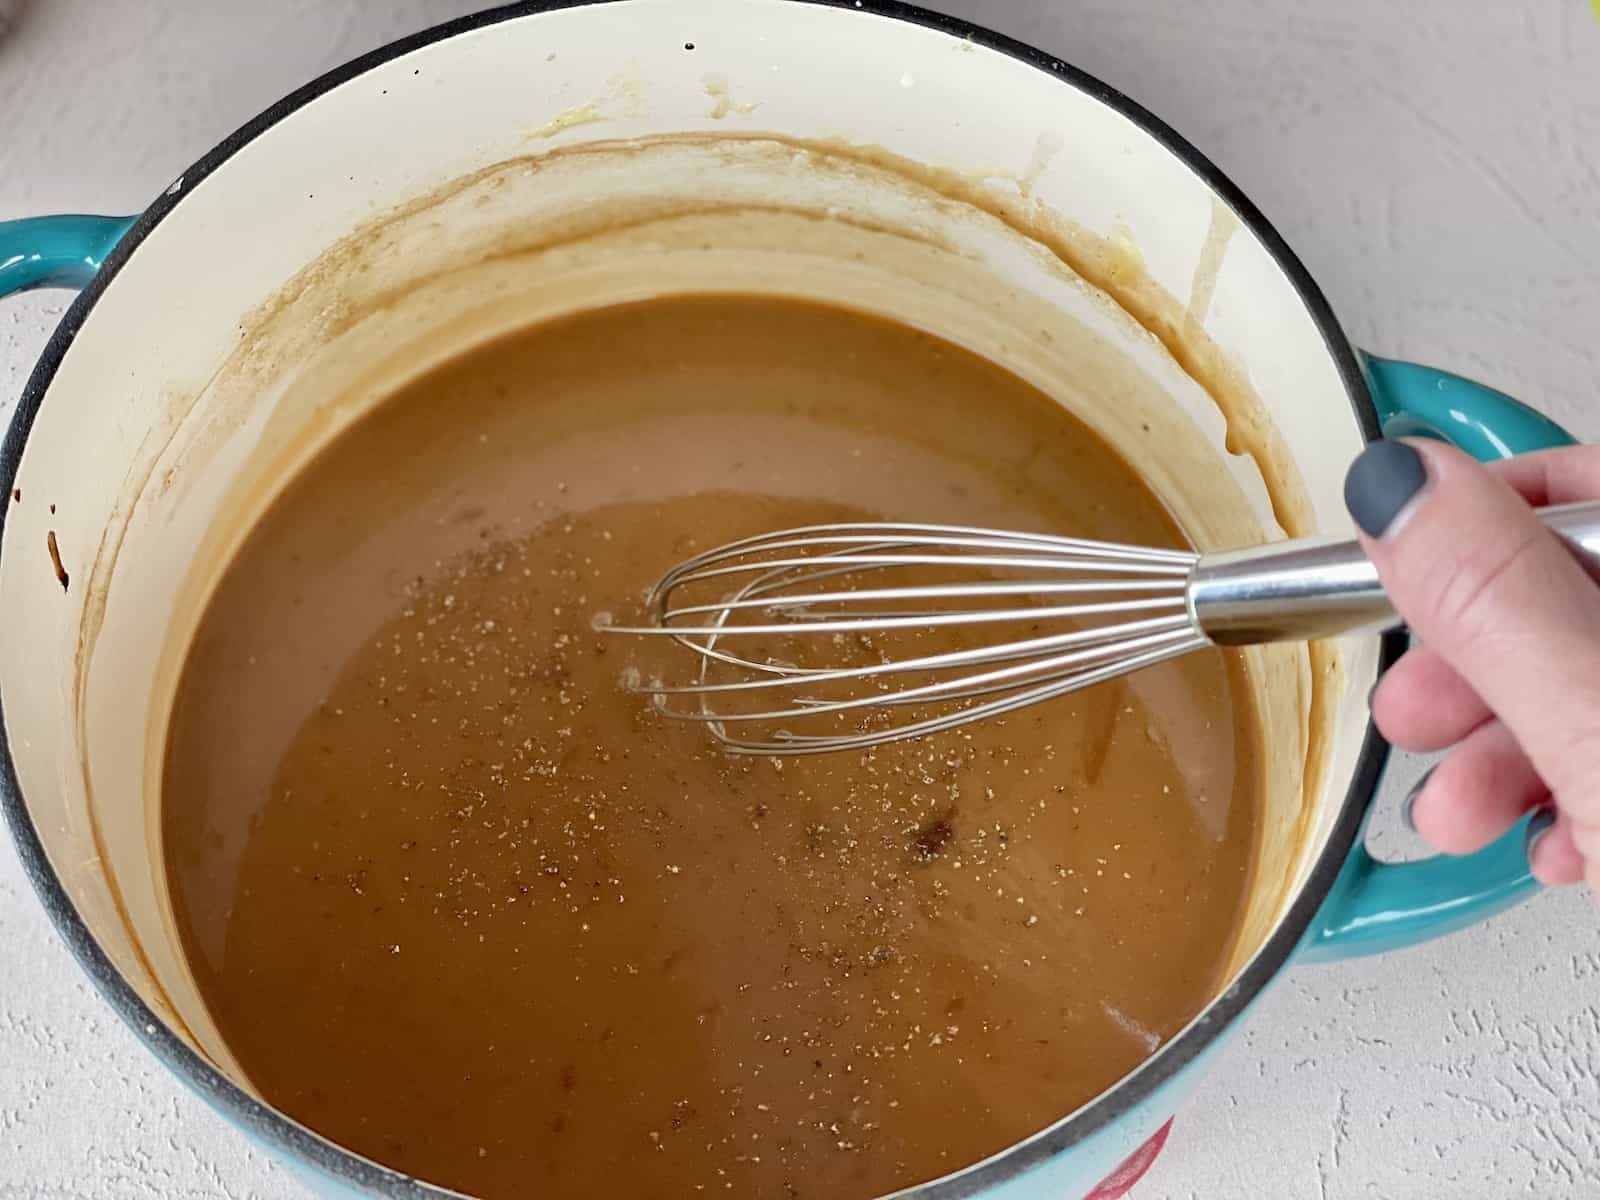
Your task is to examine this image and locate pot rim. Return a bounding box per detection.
[0,1,1403,1195]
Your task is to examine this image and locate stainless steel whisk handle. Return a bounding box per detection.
[1189,500,1600,646]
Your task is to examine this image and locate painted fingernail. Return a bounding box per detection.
[1525,806,1557,861]
[1344,439,1429,538]
[1400,764,1436,834]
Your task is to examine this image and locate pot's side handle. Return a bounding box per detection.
[0,214,137,296]
[1302,353,1577,962]
[1364,354,1575,456]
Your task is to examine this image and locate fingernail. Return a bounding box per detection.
[1525,806,1557,860]
[1344,439,1429,538]
[1366,679,1380,711]
[1400,764,1436,834]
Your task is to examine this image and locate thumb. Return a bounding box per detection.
[1344,439,1600,812]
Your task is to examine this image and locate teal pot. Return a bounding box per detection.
[0,2,1573,1197]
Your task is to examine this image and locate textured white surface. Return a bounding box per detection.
[1,2,1597,1198]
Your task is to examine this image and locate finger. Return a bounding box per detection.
[1489,444,1600,506]
[1489,447,1600,587]
[1528,811,1585,887]
[1372,644,1491,752]
[1566,818,1600,875]
[1408,718,1548,854]
[1345,440,1600,823]
[1572,820,1600,894]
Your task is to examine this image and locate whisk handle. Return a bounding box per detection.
[1190,500,1600,646]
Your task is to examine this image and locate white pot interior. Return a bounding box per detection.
[0,0,1379,1171]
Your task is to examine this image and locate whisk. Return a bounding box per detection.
[598,502,1600,755]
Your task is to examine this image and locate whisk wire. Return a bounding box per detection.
[648,612,1197,692]
[698,630,1206,755]
[623,596,1189,639]
[596,521,1212,754]
[651,617,1199,719]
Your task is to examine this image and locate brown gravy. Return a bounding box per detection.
[162,295,1259,1198]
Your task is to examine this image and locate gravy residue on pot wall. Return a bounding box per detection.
[162,295,1260,1199]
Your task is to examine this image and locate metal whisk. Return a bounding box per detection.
[598,502,1600,755]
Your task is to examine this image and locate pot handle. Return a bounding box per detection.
[0,214,137,296]
[1301,353,1577,962]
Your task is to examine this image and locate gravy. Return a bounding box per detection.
[163,295,1258,1198]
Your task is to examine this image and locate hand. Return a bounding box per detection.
[1344,439,1600,891]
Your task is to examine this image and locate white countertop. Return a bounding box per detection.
[2,3,1597,1197]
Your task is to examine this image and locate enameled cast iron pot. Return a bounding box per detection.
[0,3,1578,1197]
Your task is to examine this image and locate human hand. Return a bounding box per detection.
[1344,439,1600,891]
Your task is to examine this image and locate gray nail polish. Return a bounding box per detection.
[1344,439,1429,538]
[1400,764,1436,834]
